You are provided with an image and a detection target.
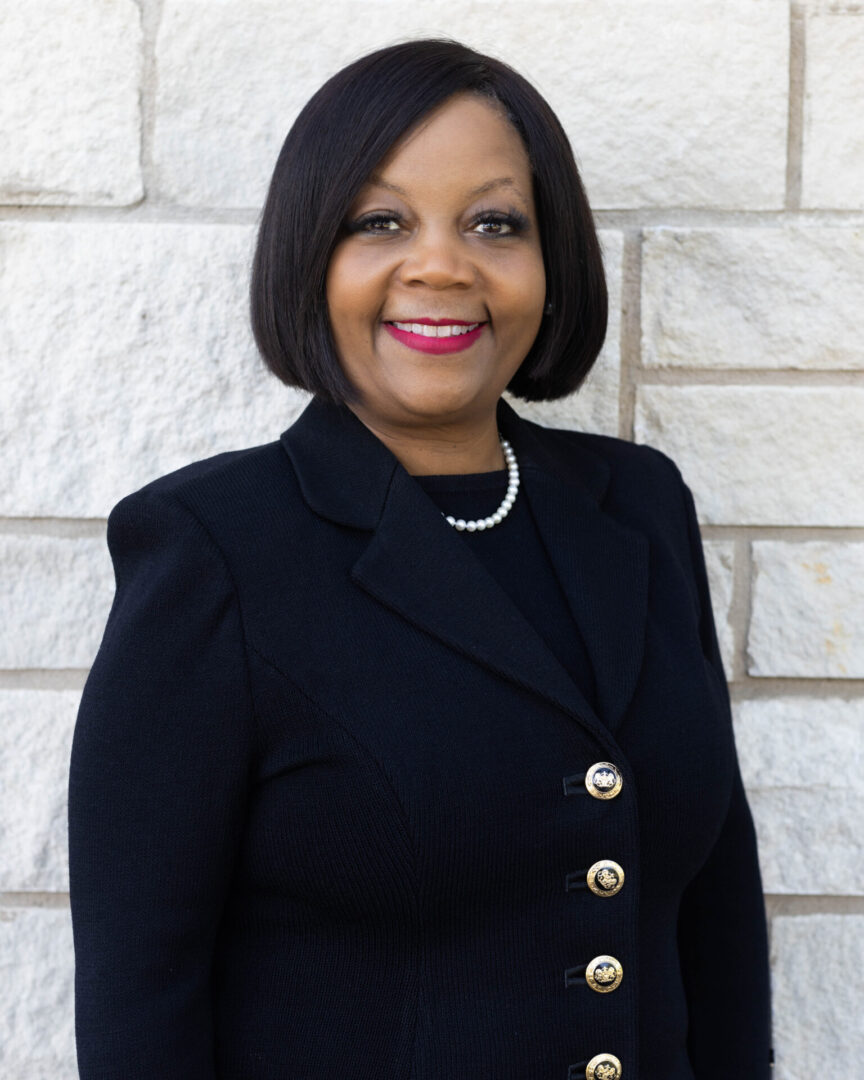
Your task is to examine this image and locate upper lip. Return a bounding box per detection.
[385,317,485,326]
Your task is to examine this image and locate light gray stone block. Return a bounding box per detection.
[0,691,79,891]
[734,697,864,895]
[634,386,864,526]
[0,906,76,1080]
[749,541,864,678]
[642,228,864,369]
[153,0,788,209]
[802,12,864,209]
[512,231,622,435]
[0,222,308,518]
[0,0,142,206]
[770,914,864,1076]
[0,534,113,670]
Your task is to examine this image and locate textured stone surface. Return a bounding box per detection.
[634,386,864,526]
[770,915,864,1077]
[153,0,788,209]
[0,534,113,670]
[0,0,142,206]
[0,691,79,891]
[802,13,864,209]
[0,222,307,518]
[513,231,621,436]
[733,697,864,895]
[748,541,864,678]
[703,540,735,677]
[0,906,76,1080]
[642,228,864,369]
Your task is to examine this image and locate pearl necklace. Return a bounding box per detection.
[442,433,519,532]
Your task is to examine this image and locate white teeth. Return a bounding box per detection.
[391,321,481,337]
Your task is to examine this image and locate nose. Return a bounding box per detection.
[397,225,475,290]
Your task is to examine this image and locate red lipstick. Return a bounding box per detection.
[383,318,487,355]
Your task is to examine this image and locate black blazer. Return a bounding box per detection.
[68,394,773,1080]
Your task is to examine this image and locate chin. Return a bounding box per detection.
[394,382,489,421]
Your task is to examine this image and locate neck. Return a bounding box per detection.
[345,404,506,476]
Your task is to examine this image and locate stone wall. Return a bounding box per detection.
[1,2,861,1076]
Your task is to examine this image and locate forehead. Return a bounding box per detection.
[366,93,533,201]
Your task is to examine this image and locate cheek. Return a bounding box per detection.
[492,249,546,318]
[325,251,385,341]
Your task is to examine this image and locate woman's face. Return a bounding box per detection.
[326,92,546,431]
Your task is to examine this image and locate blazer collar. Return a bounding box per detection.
[279,394,611,525]
[280,395,648,746]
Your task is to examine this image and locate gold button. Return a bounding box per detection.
[585,762,622,799]
[586,1052,622,1080]
[585,954,623,993]
[586,859,625,898]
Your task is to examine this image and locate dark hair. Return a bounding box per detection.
[250,38,607,404]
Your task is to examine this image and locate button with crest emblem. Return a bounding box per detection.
[586,1052,622,1079]
[585,762,622,799]
[585,954,623,993]
[586,859,625,897]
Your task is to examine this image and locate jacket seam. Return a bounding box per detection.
[246,638,424,1080]
[143,488,264,765]
[132,486,424,1072]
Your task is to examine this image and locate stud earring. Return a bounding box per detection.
[544,300,553,316]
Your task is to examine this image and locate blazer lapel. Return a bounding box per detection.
[350,461,613,745]
[518,458,650,734]
[280,395,649,744]
[498,398,651,733]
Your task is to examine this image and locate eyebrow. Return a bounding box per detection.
[366,175,527,202]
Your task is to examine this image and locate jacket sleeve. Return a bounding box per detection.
[672,472,774,1077]
[67,489,256,1079]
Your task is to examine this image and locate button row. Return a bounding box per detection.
[562,763,624,1078]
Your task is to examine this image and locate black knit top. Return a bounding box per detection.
[414,468,600,719]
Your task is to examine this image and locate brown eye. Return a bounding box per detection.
[348,213,402,234]
[474,219,514,236]
[471,209,528,237]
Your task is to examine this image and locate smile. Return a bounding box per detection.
[383,319,487,355]
[391,321,480,338]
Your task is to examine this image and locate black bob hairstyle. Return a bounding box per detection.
[250,38,607,405]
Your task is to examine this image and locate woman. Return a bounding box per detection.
[68,39,773,1080]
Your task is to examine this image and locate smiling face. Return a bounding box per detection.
[325,92,546,436]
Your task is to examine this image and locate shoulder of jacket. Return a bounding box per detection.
[566,428,682,476]
[108,439,287,520]
[102,442,294,605]
[523,418,686,497]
